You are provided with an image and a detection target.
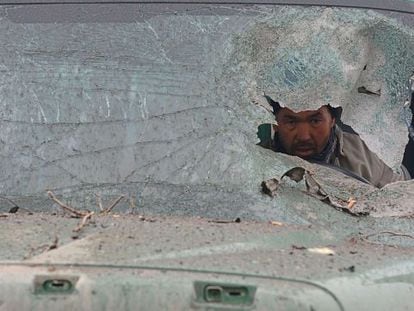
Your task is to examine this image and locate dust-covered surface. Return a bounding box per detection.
[1,213,414,280]
[0,3,413,222]
[1,208,414,310]
[355,180,414,217]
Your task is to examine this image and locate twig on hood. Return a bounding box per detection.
[47,191,87,218]
[363,230,414,240]
[24,235,59,259]
[0,195,20,213]
[103,195,124,214]
[73,211,94,232]
[0,195,19,208]
[47,236,59,251]
[208,217,241,224]
[96,193,104,212]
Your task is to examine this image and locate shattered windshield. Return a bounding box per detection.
[1,2,413,222]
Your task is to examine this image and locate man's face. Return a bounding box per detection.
[276,106,335,159]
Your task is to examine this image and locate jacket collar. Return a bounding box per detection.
[334,125,346,157]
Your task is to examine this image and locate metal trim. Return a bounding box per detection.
[0,0,414,15]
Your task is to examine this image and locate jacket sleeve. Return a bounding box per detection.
[337,131,408,188]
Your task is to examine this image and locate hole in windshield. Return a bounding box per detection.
[257,105,359,150]
[257,104,411,188]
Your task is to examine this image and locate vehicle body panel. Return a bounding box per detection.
[0,1,414,310]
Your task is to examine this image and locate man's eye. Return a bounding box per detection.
[310,119,321,125]
[287,120,297,125]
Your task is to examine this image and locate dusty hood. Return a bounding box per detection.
[2,212,414,310]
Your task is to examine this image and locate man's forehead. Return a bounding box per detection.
[278,106,329,117]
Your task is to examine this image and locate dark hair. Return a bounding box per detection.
[263,95,281,115]
[264,95,340,119]
[327,105,341,119]
[263,95,358,134]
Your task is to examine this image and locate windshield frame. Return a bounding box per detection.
[1,0,413,14]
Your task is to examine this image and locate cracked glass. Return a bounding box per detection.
[0,3,413,221]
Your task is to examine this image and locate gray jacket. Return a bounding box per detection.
[331,126,409,188]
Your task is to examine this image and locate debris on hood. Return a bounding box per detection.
[362,230,414,241]
[281,167,306,182]
[208,217,241,224]
[47,190,126,234]
[8,206,19,214]
[0,195,20,214]
[291,245,307,250]
[73,211,95,233]
[353,181,414,217]
[347,198,357,209]
[308,247,335,256]
[262,167,369,216]
[269,220,284,226]
[47,191,89,218]
[23,235,59,260]
[261,178,280,197]
[290,245,335,255]
[357,86,381,96]
[339,265,355,272]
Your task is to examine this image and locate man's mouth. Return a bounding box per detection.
[293,146,315,157]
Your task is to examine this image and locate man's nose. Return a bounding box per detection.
[296,123,312,141]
